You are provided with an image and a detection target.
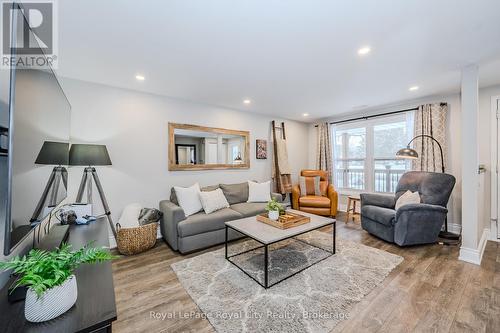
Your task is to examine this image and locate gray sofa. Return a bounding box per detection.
[360,171,456,246]
[159,182,282,253]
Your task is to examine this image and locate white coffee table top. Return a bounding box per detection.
[225,209,335,244]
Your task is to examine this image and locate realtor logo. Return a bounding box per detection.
[1,1,58,68]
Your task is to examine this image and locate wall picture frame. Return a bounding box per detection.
[256,139,267,159]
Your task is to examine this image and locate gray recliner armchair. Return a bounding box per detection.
[360,171,456,246]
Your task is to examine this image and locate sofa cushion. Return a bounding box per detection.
[219,182,248,204]
[299,206,331,216]
[177,208,242,237]
[230,202,267,217]
[170,184,219,205]
[361,205,396,227]
[299,196,330,208]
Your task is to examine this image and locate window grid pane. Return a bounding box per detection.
[374,159,406,192]
[332,115,411,193]
[334,159,365,190]
[373,121,407,158]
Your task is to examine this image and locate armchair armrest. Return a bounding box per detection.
[159,200,186,251]
[395,203,447,220]
[360,193,396,209]
[271,192,283,203]
[327,184,338,216]
[292,184,300,209]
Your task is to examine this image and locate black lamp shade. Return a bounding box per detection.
[35,141,69,165]
[69,144,112,166]
[396,147,419,159]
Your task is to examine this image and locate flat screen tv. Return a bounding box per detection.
[0,8,71,255]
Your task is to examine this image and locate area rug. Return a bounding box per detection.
[171,231,403,333]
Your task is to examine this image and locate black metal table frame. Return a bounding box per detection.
[225,221,336,289]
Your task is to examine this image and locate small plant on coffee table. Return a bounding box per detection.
[265,198,285,215]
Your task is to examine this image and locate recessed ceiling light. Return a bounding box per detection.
[409,86,419,91]
[357,46,371,55]
[303,113,309,117]
[135,74,145,81]
[243,99,251,105]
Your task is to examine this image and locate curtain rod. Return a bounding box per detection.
[314,102,447,127]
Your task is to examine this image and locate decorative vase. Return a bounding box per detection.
[25,274,78,323]
[268,210,279,221]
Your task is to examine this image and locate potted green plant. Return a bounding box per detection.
[265,198,284,221]
[0,243,115,323]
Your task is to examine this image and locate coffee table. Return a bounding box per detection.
[225,210,336,288]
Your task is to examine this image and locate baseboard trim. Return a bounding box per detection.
[459,228,490,265]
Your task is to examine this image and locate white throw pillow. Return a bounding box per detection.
[174,183,202,216]
[247,180,271,203]
[395,190,421,210]
[199,188,230,214]
[118,203,142,228]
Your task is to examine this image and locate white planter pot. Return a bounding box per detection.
[268,210,279,221]
[25,274,78,323]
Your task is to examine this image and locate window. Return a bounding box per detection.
[332,113,413,193]
[334,127,366,190]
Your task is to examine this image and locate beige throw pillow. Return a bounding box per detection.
[199,188,230,214]
[174,183,202,216]
[247,180,271,202]
[299,176,321,196]
[395,190,421,210]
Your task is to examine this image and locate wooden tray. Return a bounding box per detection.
[256,211,310,229]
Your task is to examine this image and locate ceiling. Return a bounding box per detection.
[57,0,500,122]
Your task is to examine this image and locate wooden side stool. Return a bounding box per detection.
[346,195,361,223]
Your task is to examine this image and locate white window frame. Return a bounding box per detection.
[332,112,414,195]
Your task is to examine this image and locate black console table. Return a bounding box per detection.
[0,219,117,332]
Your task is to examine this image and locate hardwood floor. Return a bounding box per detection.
[111,212,500,333]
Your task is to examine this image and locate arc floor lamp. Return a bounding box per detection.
[69,144,116,238]
[396,134,459,241]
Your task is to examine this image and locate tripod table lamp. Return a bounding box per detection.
[69,144,116,238]
[31,141,69,223]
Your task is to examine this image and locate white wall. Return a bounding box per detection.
[61,78,310,229]
[478,84,500,238]
[460,66,480,252]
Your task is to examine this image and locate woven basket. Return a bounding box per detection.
[116,222,158,255]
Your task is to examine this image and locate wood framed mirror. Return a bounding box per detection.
[168,123,250,171]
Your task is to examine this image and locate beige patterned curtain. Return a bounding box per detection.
[316,122,333,180]
[412,103,448,172]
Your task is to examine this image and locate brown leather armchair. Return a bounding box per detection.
[292,170,338,217]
